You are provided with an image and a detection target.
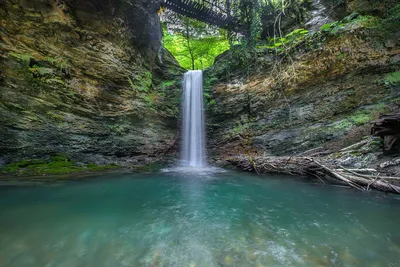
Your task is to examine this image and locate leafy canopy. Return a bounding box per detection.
[162,13,230,70]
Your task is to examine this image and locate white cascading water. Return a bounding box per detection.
[181,70,206,167]
[306,0,333,32]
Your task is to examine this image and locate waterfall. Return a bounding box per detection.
[306,0,333,32]
[181,70,206,167]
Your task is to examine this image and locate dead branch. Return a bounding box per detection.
[227,155,400,194]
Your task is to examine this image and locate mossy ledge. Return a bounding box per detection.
[0,154,120,176]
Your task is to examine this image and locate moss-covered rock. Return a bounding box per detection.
[0,154,119,176]
[205,6,399,158]
[0,0,185,168]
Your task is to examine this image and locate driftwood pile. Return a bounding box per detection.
[228,155,400,194]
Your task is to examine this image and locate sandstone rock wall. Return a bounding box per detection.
[0,0,184,165]
[206,6,399,159]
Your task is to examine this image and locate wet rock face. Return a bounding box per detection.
[346,0,398,16]
[0,0,183,165]
[205,10,400,158]
[61,0,163,61]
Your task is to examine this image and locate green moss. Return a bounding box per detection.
[386,3,400,21]
[337,52,348,60]
[346,14,378,28]
[46,56,69,71]
[347,105,389,126]
[45,78,65,85]
[29,65,54,77]
[334,120,352,129]
[2,159,47,174]
[144,71,153,81]
[390,97,400,106]
[128,70,155,94]
[204,75,218,91]
[350,112,373,125]
[230,123,253,137]
[160,80,175,89]
[46,111,65,121]
[9,52,32,66]
[384,71,400,86]
[0,154,119,176]
[372,4,400,34]
[50,153,68,162]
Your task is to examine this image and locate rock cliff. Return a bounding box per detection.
[0,0,184,167]
[205,1,399,166]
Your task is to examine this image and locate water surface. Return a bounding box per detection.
[0,170,399,266]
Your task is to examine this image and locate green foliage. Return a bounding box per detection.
[387,3,400,21]
[162,18,229,70]
[0,154,119,176]
[286,28,309,37]
[319,22,345,35]
[203,73,219,108]
[318,14,377,37]
[204,76,218,89]
[230,44,257,69]
[367,4,400,36]
[239,0,262,47]
[144,71,153,83]
[319,23,332,31]
[260,28,309,50]
[203,92,216,107]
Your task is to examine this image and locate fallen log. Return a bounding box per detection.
[227,155,400,194]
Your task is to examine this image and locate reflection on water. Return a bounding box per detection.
[0,170,400,266]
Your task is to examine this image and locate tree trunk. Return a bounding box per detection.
[185,25,195,70]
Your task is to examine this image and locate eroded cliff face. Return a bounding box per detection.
[206,3,399,165]
[0,0,184,166]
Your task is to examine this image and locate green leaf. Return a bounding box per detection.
[320,23,333,31]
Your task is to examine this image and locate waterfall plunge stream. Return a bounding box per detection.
[181,70,206,167]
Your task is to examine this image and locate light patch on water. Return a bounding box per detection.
[162,166,227,177]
